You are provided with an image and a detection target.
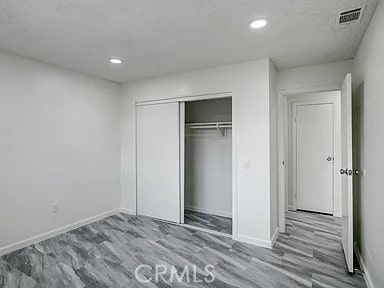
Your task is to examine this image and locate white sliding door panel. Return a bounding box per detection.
[296,103,334,214]
[136,103,180,223]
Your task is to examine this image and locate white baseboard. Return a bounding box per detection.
[185,205,232,218]
[119,207,135,215]
[0,207,277,259]
[354,243,375,288]
[0,208,120,257]
[233,234,273,249]
[270,227,279,248]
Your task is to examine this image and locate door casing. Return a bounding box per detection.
[277,89,342,232]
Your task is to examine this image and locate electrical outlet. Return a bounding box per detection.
[53,202,60,213]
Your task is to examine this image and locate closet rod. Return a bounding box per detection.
[186,125,232,129]
[185,121,232,129]
[185,122,231,137]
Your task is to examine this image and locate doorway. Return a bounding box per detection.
[182,98,233,235]
[286,91,342,216]
[279,75,355,273]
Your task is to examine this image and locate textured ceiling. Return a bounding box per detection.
[0,0,377,83]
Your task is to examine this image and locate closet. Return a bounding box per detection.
[135,96,233,236]
[183,98,232,235]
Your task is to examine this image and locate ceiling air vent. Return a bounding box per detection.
[337,6,365,26]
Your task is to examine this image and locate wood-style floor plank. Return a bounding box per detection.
[0,211,366,287]
[184,210,232,235]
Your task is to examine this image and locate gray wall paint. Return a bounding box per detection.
[353,0,384,286]
[0,50,121,250]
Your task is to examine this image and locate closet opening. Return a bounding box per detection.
[182,97,232,236]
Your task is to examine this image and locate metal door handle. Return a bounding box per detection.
[340,168,348,175]
[340,169,360,176]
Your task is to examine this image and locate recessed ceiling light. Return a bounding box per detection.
[110,58,122,64]
[250,19,268,29]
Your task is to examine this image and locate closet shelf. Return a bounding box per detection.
[185,122,232,137]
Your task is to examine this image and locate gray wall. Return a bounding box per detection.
[353,0,384,286]
[0,50,121,251]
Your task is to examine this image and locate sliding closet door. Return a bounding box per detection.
[136,102,181,223]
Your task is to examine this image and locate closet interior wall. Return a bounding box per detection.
[185,98,232,218]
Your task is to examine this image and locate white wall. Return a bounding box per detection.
[269,61,278,238]
[121,58,278,246]
[0,50,121,252]
[185,99,232,218]
[278,60,353,91]
[353,0,384,286]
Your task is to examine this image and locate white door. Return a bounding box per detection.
[296,103,334,214]
[136,102,181,223]
[340,73,354,273]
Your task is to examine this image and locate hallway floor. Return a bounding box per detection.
[0,211,366,287]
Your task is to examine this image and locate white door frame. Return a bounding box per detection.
[278,86,342,233]
[289,96,339,214]
[179,102,185,224]
[134,92,235,236]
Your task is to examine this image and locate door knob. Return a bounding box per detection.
[340,169,360,176]
[340,168,348,175]
[326,156,333,161]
